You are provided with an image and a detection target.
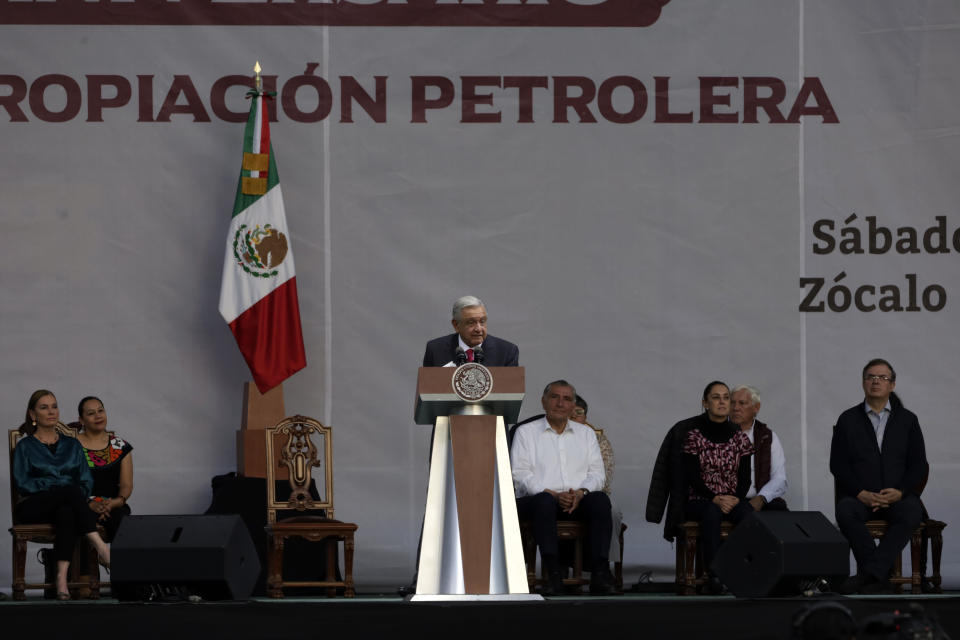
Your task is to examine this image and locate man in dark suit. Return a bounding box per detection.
[830,358,927,594]
[422,295,519,367]
[401,296,518,596]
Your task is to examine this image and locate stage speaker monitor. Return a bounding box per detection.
[711,511,849,598]
[111,514,260,601]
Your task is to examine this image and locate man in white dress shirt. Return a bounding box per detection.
[510,380,613,595]
[729,385,789,511]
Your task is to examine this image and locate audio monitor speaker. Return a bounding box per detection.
[711,511,849,597]
[111,514,260,601]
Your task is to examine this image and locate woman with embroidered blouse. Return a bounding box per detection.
[76,396,133,542]
[682,380,754,594]
[13,389,111,600]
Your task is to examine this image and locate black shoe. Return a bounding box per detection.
[540,571,564,596]
[699,576,726,596]
[839,574,892,595]
[589,570,615,596]
[921,578,939,594]
[860,577,894,595]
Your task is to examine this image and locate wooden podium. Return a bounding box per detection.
[410,365,540,601]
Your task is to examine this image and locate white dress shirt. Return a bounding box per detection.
[742,420,788,502]
[510,417,605,498]
[864,400,892,449]
[441,336,483,367]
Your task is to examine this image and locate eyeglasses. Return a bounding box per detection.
[864,374,892,383]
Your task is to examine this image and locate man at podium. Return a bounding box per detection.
[401,295,519,596]
[511,380,614,595]
[422,295,519,367]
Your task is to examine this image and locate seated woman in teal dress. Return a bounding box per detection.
[13,389,111,600]
[76,396,134,542]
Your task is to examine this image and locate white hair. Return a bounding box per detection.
[730,384,761,406]
[452,295,485,321]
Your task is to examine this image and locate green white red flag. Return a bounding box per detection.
[218,88,306,392]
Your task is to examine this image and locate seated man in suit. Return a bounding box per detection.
[729,385,788,511]
[511,380,613,595]
[422,295,519,367]
[830,358,927,594]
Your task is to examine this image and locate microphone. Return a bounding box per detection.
[473,346,484,364]
[455,347,467,366]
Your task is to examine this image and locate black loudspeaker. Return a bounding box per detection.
[111,514,260,601]
[711,511,849,598]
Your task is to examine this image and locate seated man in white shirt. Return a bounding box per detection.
[510,380,613,595]
[729,385,788,511]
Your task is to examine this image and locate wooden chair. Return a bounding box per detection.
[517,418,626,593]
[862,517,945,593]
[834,468,946,594]
[264,415,357,598]
[866,509,947,594]
[921,519,947,593]
[675,520,735,595]
[9,423,101,601]
[522,521,627,593]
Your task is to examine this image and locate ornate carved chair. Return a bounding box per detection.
[264,415,357,598]
[515,417,627,593]
[9,423,102,601]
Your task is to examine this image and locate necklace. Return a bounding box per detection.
[35,430,60,446]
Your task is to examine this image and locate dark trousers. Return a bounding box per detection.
[685,499,755,574]
[760,497,789,511]
[836,494,923,581]
[16,485,99,562]
[516,491,612,571]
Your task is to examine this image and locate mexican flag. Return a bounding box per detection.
[218,88,306,393]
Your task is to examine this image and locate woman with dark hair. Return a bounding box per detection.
[682,380,755,594]
[12,389,111,600]
[76,396,134,542]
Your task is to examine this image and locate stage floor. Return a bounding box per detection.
[3,591,958,639]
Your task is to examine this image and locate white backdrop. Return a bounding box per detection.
[2,0,958,592]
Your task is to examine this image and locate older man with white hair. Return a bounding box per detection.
[729,384,788,511]
[422,295,519,367]
[401,296,519,596]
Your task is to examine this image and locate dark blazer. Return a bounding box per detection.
[829,400,927,501]
[421,333,519,368]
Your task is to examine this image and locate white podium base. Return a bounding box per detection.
[417,416,530,596]
[406,593,544,603]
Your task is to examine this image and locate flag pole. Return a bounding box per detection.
[223,59,305,472]
[238,64,284,475]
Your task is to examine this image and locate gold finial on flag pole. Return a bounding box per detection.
[254,61,262,92]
